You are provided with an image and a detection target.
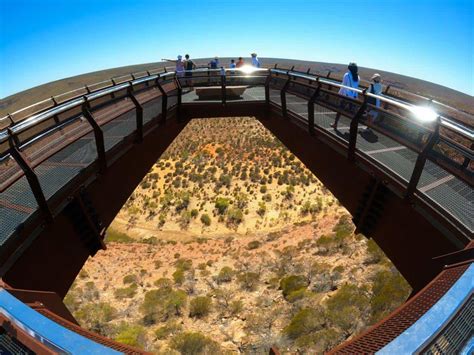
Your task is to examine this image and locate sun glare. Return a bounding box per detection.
[409,106,439,123]
[238,65,260,75]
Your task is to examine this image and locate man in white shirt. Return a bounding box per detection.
[331,62,360,129]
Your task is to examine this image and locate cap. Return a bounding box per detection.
[371,73,381,81]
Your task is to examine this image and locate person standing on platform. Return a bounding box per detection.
[209,56,219,69]
[365,73,383,132]
[229,59,236,77]
[236,57,245,68]
[331,62,360,129]
[175,55,185,78]
[184,54,196,86]
[251,53,260,68]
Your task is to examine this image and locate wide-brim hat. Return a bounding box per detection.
[371,73,381,81]
[177,55,182,60]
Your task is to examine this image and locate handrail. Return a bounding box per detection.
[1,67,473,150]
[270,68,474,141]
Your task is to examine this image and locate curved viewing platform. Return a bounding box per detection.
[0,60,472,353]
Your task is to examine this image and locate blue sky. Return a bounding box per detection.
[0,0,472,98]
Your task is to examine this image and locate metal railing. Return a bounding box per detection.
[0,66,472,249]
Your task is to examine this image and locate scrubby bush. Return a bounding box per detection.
[141,288,187,324]
[215,197,230,214]
[170,332,220,354]
[155,321,183,340]
[216,266,234,283]
[246,240,261,250]
[279,275,309,299]
[226,208,243,226]
[200,213,211,226]
[123,274,137,284]
[173,269,185,285]
[283,308,324,340]
[114,324,146,347]
[189,296,212,318]
[114,283,138,299]
[237,272,260,291]
[366,238,386,264]
[370,269,411,323]
[75,302,117,336]
[106,229,134,243]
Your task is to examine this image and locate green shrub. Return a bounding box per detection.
[114,283,138,299]
[200,214,211,226]
[106,229,133,243]
[366,239,386,264]
[226,208,243,226]
[215,197,230,214]
[189,296,212,318]
[175,258,193,271]
[75,302,117,335]
[283,308,324,340]
[280,275,308,298]
[123,274,137,284]
[325,284,369,332]
[141,288,187,324]
[230,300,244,316]
[216,266,234,283]
[190,209,199,218]
[155,321,183,340]
[114,324,145,347]
[286,288,309,303]
[257,202,266,217]
[246,240,261,250]
[370,269,411,323]
[170,332,220,354]
[154,277,173,289]
[237,272,260,291]
[173,269,185,285]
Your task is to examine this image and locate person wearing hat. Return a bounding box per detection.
[175,55,185,77]
[331,62,360,129]
[365,73,383,132]
[251,53,260,68]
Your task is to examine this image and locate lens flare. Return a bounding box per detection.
[409,106,439,123]
[238,65,259,75]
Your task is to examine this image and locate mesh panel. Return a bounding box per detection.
[423,174,474,231]
[269,89,281,106]
[286,93,308,118]
[423,294,473,354]
[142,97,162,124]
[101,108,137,152]
[0,155,22,192]
[0,331,34,354]
[34,133,97,200]
[0,176,38,244]
[268,76,287,90]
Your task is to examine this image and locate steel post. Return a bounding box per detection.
[7,130,53,223]
[405,117,441,198]
[307,78,321,136]
[348,94,368,162]
[155,78,168,124]
[280,75,291,118]
[127,86,143,143]
[81,101,107,174]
